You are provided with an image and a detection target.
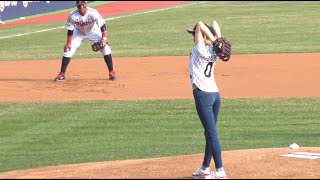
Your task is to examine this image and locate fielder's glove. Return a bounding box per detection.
[213,37,232,62]
[91,40,107,52]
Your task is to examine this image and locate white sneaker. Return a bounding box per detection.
[192,166,212,179]
[211,171,227,179]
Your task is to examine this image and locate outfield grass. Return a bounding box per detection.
[1,98,319,172]
[0,1,319,173]
[0,1,320,60]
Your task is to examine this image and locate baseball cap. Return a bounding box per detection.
[187,28,196,35]
[76,1,87,5]
[187,24,196,35]
[187,24,215,36]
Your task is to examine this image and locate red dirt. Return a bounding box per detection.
[0,147,319,179]
[1,53,320,102]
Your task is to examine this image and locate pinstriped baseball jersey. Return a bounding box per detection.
[63,6,111,57]
[66,7,106,34]
[189,41,219,92]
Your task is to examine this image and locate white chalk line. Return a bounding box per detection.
[0,1,205,40]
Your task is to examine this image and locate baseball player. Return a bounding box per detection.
[54,1,117,81]
[187,20,231,179]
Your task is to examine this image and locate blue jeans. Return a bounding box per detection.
[193,88,223,169]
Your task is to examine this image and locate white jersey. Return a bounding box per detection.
[189,41,219,92]
[62,7,111,58]
[66,7,106,34]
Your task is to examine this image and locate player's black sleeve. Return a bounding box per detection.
[100,24,106,33]
[67,30,74,36]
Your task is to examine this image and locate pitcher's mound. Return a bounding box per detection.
[0,147,319,179]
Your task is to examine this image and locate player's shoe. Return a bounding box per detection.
[109,71,117,80]
[192,166,212,179]
[211,171,227,179]
[54,72,65,81]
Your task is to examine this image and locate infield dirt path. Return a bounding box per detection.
[1,53,320,102]
[0,54,320,179]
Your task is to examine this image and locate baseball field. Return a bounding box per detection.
[0,1,320,179]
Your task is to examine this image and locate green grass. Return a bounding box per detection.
[0,1,320,60]
[1,98,319,172]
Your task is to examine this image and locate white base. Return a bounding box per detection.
[280,152,320,159]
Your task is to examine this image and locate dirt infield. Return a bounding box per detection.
[0,54,320,179]
[0,147,319,179]
[1,53,320,102]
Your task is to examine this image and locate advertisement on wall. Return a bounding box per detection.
[0,1,76,21]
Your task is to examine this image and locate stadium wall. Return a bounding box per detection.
[0,1,86,21]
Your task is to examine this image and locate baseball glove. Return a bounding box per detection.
[212,37,232,62]
[91,41,105,52]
